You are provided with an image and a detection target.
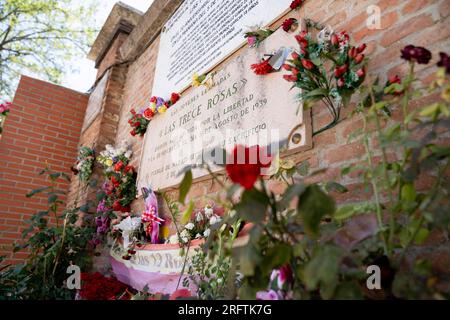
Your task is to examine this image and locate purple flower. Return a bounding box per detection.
[437,52,450,74]
[95,216,110,234]
[256,290,279,300]
[401,45,432,64]
[96,199,108,214]
[156,97,165,107]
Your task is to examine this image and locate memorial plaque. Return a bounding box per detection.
[152,0,292,98]
[137,29,312,191]
[81,70,109,132]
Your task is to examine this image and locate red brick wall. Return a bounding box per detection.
[0,76,88,265]
[113,0,449,210]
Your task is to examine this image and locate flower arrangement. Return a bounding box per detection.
[128,93,180,137]
[71,146,95,183]
[92,141,137,244]
[281,27,367,134]
[168,205,222,244]
[79,272,129,300]
[244,29,274,48]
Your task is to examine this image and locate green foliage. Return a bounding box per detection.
[0,0,98,97]
[0,168,95,300]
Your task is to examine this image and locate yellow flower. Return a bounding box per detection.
[157,105,167,114]
[106,159,113,167]
[192,73,202,87]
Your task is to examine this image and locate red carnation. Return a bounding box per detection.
[357,43,367,53]
[301,59,314,70]
[150,96,157,103]
[170,92,180,105]
[130,130,136,137]
[251,59,274,75]
[290,0,303,10]
[282,18,297,32]
[112,200,122,211]
[356,67,365,78]
[283,74,298,82]
[437,52,450,74]
[348,47,357,59]
[295,34,308,48]
[387,75,404,95]
[331,34,339,46]
[130,109,136,115]
[170,289,192,300]
[354,54,365,64]
[143,108,154,120]
[114,161,124,172]
[334,64,348,78]
[124,165,134,173]
[401,45,432,64]
[225,145,272,190]
[111,176,120,188]
[282,64,293,71]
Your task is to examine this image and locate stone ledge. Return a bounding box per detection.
[119,0,184,61]
[88,2,143,64]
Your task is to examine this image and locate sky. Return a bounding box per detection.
[61,0,154,93]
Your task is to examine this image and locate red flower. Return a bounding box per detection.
[401,45,432,64]
[114,161,124,172]
[331,34,339,46]
[295,34,308,48]
[388,75,401,85]
[111,176,120,188]
[112,200,122,211]
[334,64,348,78]
[282,18,297,32]
[291,52,299,60]
[301,59,314,70]
[437,52,450,74]
[357,43,367,53]
[292,68,299,76]
[120,206,131,213]
[225,145,272,190]
[290,0,303,10]
[169,289,192,300]
[124,165,134,173]
[356,67,365,78]
[282,64,293,71]
[130,130,136,137]
[150,96,157,103]
[354,54,365,64]
[348,47,357,59]
[251,59,274,75]
[283,74,298,82]
[143,108,155,120]
[170,92,180,105]
[337,78,345,88]
[130,109,136,115]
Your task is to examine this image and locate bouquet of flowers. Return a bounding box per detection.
[244,28,274,47]
[282,27,367,134]
[78,272,129,300]
[128,93,180,137]
[71,146,95,182]
[168,206,222,244]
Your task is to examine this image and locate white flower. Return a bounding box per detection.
[168,234,179,244]
[195,212,204,222]
[185,222,195,230]
[209,215,221,225]
[180,229,190,243]
[204,206,214,218]
[195,233,202,239]
[203,228,211,238]
[229,210,237,218]
[125,150,132,159]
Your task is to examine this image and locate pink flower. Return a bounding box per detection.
[247,36,256,47]
[256,290,279,300]
[278,265,294,288]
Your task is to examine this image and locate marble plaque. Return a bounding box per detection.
[152,0,292,98]
[137,28,312,191]
[81,70,109,132]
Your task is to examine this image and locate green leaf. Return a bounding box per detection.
[178,170,193,205]
[180,200,194,225]
[334,205,356,221]
[401,183,416,202]
[26,186,51,198]
[303,245,343,299]
[280,183,306,208]
[297,185,335,237]
[234,188,270,223]
[324,182,348,194]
